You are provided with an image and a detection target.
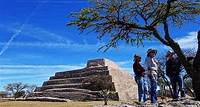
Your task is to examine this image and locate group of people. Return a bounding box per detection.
[133,49,186,105]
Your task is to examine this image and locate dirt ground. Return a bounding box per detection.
[0,100,118,107]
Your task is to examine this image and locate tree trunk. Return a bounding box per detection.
[170,42,191,74]
[193,30,200,100]
[153,28,195,98]
[165,34,199,99]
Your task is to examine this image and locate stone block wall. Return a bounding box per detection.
[31,58,137,101]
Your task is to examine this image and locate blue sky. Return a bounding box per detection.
[0,0,199,91]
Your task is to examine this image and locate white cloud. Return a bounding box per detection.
[0,22,106,52]
[0,64,85,80]
[0,64,85,90]
[0,74,49,80]
[0,23,73,56]
[0,42,102,52]
[176,31,198,49]
[0,64,84,70]
[0,22,168,52]
[0,22,172,55]
[0,23,71,43]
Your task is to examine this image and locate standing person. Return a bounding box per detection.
[166,50,186,100]
[145,49,158,104]
[133,54,147,103]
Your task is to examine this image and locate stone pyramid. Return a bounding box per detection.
[31,59,138,101]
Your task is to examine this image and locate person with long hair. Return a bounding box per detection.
[133,54,147,103]
[145,49,159,105]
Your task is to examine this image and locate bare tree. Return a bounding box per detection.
[82,75,116,105]
[24,85,37,99]
[68,0,200,100]
[4,82,29,99]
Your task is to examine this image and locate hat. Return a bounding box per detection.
[166,50,175,57]
[134,54,141,61]
[147,49,157,55]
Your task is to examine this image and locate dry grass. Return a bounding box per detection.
[0,100,118,107]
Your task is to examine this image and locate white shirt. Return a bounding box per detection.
[145,57,158,75]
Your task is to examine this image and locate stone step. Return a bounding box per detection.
[25,97,68,102]
[55,66,108,77]
[32,91,100,101]
[42,77,88,86]
[31,91,119,101]
[44,88,101,97]
[44,88,92,92]
[43,75,112,86]
[50,69,109,79]
[40,83,89,91]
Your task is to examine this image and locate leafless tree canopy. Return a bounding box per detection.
[69,0,200,51]
[4,82,36,99]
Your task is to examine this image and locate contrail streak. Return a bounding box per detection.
[0,0,49,56]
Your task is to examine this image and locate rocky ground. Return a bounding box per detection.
[94,98,200,107]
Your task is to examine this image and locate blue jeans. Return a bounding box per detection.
[148,74,157,104]
[135,76,147,102]
[169,74,186,99]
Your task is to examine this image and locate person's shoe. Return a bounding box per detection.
[174,99,179,101]
[152,103,158,107]
[172,97,179,101]
[143,101,147,105]
[180,96,186,100]
[138,102,145,105]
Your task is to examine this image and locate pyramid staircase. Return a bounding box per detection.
[31,59,137,101]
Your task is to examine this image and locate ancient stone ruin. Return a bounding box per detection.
[31,59,137,101]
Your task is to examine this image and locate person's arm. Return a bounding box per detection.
[166,60,170,76]
[150,58,158,71]
[138,64,145,75]
[166,60,173,76]
[133,64,136,73]
[145,57,151,71]
[175,58,182,73]
[133,63,139,76]
[133,63,144,76]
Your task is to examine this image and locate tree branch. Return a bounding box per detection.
[164,0,177,20]
[151,28,170,46]
[116,21,149,30]
[163,21,174,43]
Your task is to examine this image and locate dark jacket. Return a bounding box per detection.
[166,58,182,77]
[133,62,145,77]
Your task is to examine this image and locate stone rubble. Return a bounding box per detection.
[93,98,200,107]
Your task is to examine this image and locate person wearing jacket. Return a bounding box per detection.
[133,54,147,103]
[145,49,158,104]
[166,50,186,99]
